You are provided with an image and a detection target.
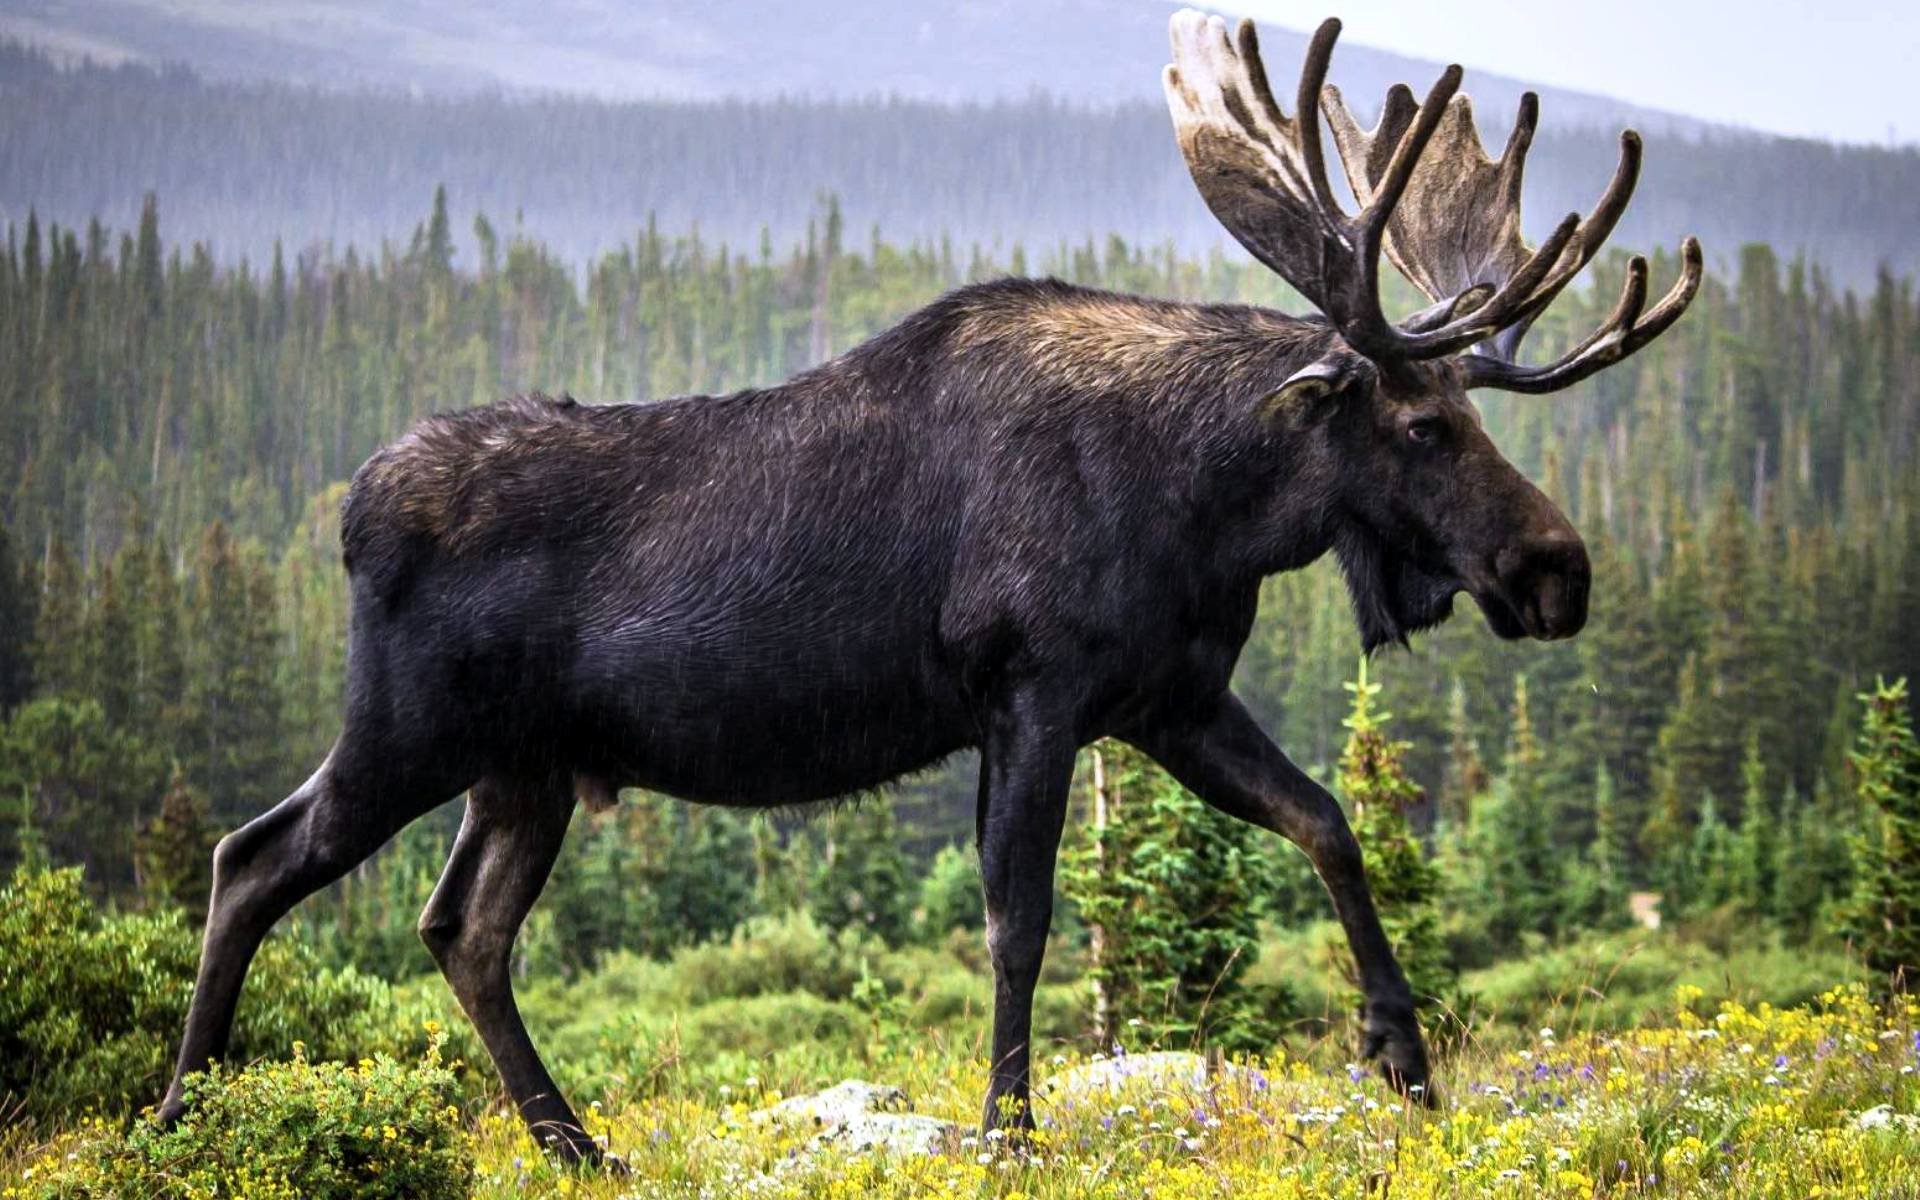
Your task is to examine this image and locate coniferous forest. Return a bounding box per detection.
[3,173,1919,1196]
[4,188,1914,913]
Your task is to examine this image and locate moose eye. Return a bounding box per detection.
[1406,416,1444,445]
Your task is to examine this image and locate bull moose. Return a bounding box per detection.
[159,10,1701,1163]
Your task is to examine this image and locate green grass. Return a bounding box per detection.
[4,917,1908,1198]
[12,984,1920,1199]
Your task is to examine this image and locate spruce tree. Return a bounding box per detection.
[1438,677,1489,828]
[1336,660,1456,1014]
[1729,733,1778,918]
[1835,678,1920,990]
[30,538,88,701]
[181,522,286,822]
[809,796,912,944]
[1565,762,1630,929]
[1647,655,1718,891]
[1060,741,1268,1051]
[1685,790,1736,915]
[136,767,216,916]
[0,522,36,715]
[915,842,983,939]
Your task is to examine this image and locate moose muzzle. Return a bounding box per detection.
[1481,530,1590,641]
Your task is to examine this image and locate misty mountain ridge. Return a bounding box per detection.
[0,0,1733,139]
[1,10,1915,288]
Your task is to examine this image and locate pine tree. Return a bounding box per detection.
[181,522,286,822]
[915,842,983,939]
[1060,741,1269,1051]
[1438,677,1489,828]
[0,697,166,887]
[750,813,809,916]
[0,522,35,715]
[30,538,88,701]
[810,796,912,944]
[1729,733,1778,917]
[1685,790,1737,915]
[136,767,216,916]
[1835,678,1920,990]
[1647,655,1718,884]
[1336,660,1456,1014]
[1565,762,1631,929]
[1459,675,1566,944]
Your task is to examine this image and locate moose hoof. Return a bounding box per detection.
[1361,1004,1434,1105]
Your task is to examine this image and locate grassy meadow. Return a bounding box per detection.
[3,866,1916,1198]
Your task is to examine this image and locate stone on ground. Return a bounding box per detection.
[750,1079,961,1156]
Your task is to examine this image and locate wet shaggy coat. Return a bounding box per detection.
[338,277,1367,805]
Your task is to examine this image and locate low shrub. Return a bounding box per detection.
[0,866,479,1127]
[14,1037,471,1200]
[655,908,884,1003]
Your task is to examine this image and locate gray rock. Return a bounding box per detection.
[749,1079,961,1156]
[1039,1050,1251,1100]
[752,1079,910,1129]
[817,1112,963,1155]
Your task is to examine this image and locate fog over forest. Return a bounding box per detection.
[1,38,1915,287]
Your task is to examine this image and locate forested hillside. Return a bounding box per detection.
[3,44,1916,284]
[1,189,1915,939]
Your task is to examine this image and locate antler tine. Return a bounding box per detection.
[1402,209,1583,352]
[1498,91,1540,206]
[1288,18,1345,220]
[1357,66,1465,245]
[1485,129,1644,359]
[1463,238,1704,393]
[1166,9,1700,387]
[1394,112,1643,360]
[1340,62,1465,358]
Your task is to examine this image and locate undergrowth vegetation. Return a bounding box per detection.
[10,985,1920,1198]
[4,861,1910,1198]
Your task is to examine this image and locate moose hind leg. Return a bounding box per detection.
[975,697,1077,1134]
[419,776,594,1164]
[159,747,457,1123]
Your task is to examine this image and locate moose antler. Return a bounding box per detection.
[1164,10,1702,392]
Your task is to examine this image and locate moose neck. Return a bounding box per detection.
[931,279,1348,586]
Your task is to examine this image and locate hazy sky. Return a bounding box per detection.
[1236,0,1918,146]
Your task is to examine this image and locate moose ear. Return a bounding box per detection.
[1260,357,1357,422]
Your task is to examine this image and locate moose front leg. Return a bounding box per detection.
[974,692,1077,1134]
[1130,691,1431,1099]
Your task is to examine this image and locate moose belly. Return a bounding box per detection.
[560,604,974,807]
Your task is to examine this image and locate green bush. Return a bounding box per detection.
[914,842,982,939]
[14,1039,471,1200]
[651,907,884,1003]
[0,866,479,1127]
[1463,924,1866,1035]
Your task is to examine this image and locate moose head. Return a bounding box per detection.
[1165,12,1701,649]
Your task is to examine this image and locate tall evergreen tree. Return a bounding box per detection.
[136,767,216,917]
[1835,678,1920,990]
[810,796,912,945]
[1336,660,1455,1015]
[1060,741,1268,1051]
[180,522,286,822]
[1438,677,1489,828]
[0,522,34,714]
[30,538,88,701]
[1459,675,1562,945]
[1729,733,1778,918]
